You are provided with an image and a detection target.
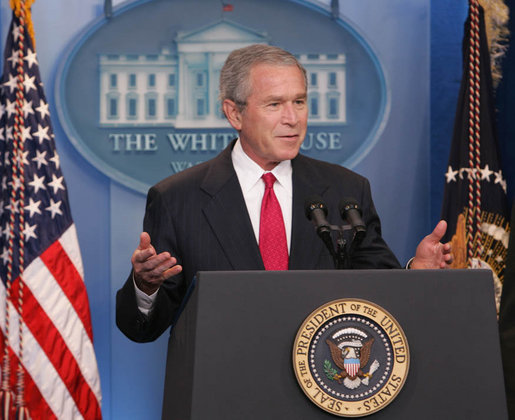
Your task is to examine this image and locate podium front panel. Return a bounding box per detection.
[162,269,507,419]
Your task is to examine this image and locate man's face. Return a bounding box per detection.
[224,63,308,170]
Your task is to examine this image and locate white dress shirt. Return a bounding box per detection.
[135,139,293,314]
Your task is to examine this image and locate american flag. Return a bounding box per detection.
[0,6,102,420]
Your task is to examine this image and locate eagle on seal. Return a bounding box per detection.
[326,337,376,389]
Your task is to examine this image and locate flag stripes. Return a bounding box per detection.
[0,249,101,419]
[39,240,94,340]
[22,283,100,418]
[0,296,81,419]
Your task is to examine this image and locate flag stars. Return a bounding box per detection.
[2,224,13,240]
[48,174,65,194]
[22,99,34,119]
[480,164,493,181]
[32,150,48,169]
[35,100,50,120]
[32,123,50,143]
[15,150,29,166]
[445,166,458,183]
[12,23,21,41]
[5,199,20,214]
[2,74,18,94]
[20,125,32,142]
[5,127,13,141]
[5,99,16,118]
[23,222,37,241]
[6,49,19,68]
[23,74,36,93]
[28,173,46,194]
[45,198,63,219]
[24,198,42,217]
[459,167,472,179]
[2,15,76,295]
[494,170,507,193]
[49,152,60,169]
[494,170,504,183]
[0,247,9,264]
[446,165,507,192]
[10,177,23,192]
[24,49,38,68]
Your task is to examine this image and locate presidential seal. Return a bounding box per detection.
[292,299,409,417]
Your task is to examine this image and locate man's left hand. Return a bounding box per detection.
[410,220,452,269]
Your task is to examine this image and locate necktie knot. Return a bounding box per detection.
[262,172,276,189]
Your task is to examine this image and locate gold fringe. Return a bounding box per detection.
[478,0,510,87]
[9,0,36,49]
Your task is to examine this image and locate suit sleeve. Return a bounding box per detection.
[115,186,188,342]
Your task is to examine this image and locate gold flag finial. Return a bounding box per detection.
[9,0,36,49]
[478,0,509,87]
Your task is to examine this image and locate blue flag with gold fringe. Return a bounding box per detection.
[440,2,510,312]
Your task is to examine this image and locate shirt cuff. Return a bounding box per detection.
[405,257,415,269]
[133,274,158,316]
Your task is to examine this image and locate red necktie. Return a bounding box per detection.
[259,173,289,270]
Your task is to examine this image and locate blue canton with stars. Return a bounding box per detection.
[0,16,73,283]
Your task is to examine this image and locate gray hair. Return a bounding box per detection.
[219,44,307,111]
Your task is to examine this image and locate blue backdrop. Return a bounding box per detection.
[1,1,496,418]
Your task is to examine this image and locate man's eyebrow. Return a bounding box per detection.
[262,94,284,102]
[262,92,307,102]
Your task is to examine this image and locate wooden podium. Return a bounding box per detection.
[161,269,508,419]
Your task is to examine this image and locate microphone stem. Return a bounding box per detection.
[336,232,348,269]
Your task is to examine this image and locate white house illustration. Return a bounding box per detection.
[99,20,346,128]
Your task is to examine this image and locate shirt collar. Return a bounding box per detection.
[232,139,292,194]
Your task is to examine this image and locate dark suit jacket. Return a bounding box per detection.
[116,141,400,342]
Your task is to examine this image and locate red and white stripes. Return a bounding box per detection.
[0,225,102,419]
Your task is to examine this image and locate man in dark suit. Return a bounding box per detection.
[116,44,451,343]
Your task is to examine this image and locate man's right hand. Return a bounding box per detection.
[131,232,183,295]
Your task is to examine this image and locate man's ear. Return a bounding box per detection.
[222,99,243,131]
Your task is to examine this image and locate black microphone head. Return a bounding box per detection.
[339,197,366,244]
[304,195,328,220]
[338,197,362,218]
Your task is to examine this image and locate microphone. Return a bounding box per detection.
[304,196,336,258]
[339,198,366,243]
[304,196,331,235]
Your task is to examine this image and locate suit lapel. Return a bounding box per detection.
[200,143,264,270]
[289,154,331,269]
[199,146,332,271]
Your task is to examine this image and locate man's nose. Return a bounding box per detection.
[281,102,299,125]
